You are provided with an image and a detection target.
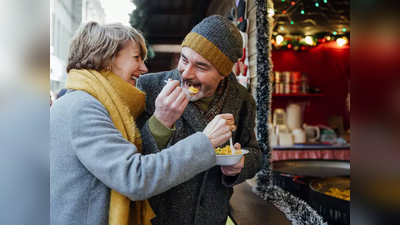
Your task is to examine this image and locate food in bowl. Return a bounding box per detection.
[215,145,242,155]
[325,188,350,200]
[316,183,350,200]
[215,149,249,166]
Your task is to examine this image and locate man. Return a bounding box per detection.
[137,15,262,225]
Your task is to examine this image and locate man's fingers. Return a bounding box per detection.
[234,143,241,149]
[159,80,180,96]
[175,90,187,104]
[168,86,183,100]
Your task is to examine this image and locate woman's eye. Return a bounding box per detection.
[198,67,205,71]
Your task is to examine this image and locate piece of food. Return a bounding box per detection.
[215,145,242,155]
[188,86,198,93]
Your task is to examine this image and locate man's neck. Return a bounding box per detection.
[197,95,215,111]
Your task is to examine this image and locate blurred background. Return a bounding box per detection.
[50,0,234,98]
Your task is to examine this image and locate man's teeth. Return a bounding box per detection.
[130,75,137,81]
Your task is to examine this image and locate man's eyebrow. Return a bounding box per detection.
[181,53,187,60]
[195,61,211,69]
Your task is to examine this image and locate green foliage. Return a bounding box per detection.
[129,0,149,36]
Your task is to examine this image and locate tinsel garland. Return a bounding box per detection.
[253,0,326,224]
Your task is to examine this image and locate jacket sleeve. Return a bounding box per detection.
[69,96,216,201]
[222,95,263,187]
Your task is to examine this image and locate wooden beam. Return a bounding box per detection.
[151,44,182,53]
[150,8,196,15]
[206,0,235,16]
[147,37,185,45]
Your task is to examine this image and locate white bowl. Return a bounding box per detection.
[216,149,249,166]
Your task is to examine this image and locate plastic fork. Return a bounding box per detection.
[230,137,236,155]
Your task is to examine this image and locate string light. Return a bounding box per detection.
[333,31,337,35]
[276,35,284,45]
[342,28,347,32]
[301,10,305,14]
[305,36,313,45]
[290,21,294,24]
[291,1,295,5]
[337,37,348,46]
[280,26,284,30]
[315,2,319,7]
[324,0,327,3]
[287,44,293,49]
[268,8,275,17]
[283,10,287,14]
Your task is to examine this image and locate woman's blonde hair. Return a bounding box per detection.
[66,21,147,73]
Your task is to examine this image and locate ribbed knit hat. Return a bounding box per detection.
[182,15,243,76]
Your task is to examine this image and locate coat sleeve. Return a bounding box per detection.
[69,96,216,201]
[222,95,263,187]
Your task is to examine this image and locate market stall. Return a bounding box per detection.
[228,0,350,224]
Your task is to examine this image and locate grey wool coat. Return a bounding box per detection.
[50,90,218,225]
[136,69,263,225]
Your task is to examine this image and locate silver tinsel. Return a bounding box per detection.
[253,0,326,224]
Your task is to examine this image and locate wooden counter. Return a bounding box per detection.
[229,182,291,225]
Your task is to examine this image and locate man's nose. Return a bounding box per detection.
[181,64,195,80]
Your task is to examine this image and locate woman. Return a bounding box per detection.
[50,22,234,225]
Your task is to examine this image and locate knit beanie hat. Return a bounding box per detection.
[181,15,243,76]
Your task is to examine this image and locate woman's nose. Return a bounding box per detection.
[140,61,148,74]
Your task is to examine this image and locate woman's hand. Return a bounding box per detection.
[154,80,189,128]
[203,114,236,148]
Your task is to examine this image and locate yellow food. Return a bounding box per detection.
[325,188,350,201]
[215,145,242,155]
[188,86,198,93]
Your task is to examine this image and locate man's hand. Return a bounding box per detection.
[221,143,244,176]
[154,80,189,128]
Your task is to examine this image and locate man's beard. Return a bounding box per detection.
[181,84,205,101]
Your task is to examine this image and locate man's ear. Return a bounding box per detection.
[220,74,226,81]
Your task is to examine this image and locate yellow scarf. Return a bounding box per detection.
[65,69,155,225]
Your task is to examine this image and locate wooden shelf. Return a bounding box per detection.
[272,93,324,97]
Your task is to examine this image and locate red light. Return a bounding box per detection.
[291,1,295,5]
[322,38,326,43]
[287,44,293,49]
[301,46,306,50]
[283,10,287,14]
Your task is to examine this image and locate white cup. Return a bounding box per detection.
[292,128,306,143]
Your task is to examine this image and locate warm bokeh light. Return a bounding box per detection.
[276,35,284,45]
[305,36,313,45]
[268,8,275,17]
[337,37,348,46]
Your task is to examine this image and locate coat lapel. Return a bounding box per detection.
[220,74,243,118]
[181,102,207,132]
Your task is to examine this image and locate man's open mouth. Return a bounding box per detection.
[184,80,201,90]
